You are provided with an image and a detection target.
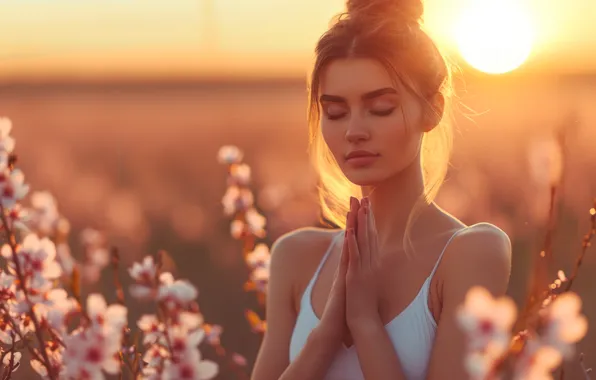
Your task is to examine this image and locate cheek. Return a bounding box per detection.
[320,121,344,153]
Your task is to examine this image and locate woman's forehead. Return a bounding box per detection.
[319,58,401,96]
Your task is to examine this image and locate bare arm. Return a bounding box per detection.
[251,230,343,380]
[426,223,512,380]
[350,319,406,380]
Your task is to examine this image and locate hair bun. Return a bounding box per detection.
[346,0,423,25]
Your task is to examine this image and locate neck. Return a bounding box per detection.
[362,158,433,252]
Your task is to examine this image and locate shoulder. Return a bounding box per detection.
[270,227,341,277]
[441,223,512,294]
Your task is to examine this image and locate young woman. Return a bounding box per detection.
[251,0,512,379]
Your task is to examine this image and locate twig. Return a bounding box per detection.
[513,185,558,334]
[0,205,56,380]
[1,343,16,380]
[580,353,593,380]
[563,200,596,292]
[110,247,126,305]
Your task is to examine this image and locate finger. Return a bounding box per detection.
[347,228,360,272]
[368,201,379,264]
[350,196,359,232]
[357,198,370,268]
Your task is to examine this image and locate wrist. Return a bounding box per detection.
[347,315,383,336]
[311,323,343,350]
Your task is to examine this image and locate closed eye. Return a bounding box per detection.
[323,103,348,120]
[370,108,396,117]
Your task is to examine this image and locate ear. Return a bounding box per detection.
[421,92,445,132]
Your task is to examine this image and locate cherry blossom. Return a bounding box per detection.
[137,314,164,345]
[229,163,251,186]
[2,351,22,372]
[217,145,243,165]
[246,244,270,269]
[539,292,587,357]
[86,293,127,332]
[26,191,60,236]
[457,286,517,356]
[1,234,62,292]
[129,256,158,299]
[158,279,198,310]
[0,169,30,209]
[222,185,254,216]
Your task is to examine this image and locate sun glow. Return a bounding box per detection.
[454,0,535,74]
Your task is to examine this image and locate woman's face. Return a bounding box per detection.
[319,58,426,186]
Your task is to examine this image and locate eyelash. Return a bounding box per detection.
[325,107,396,120]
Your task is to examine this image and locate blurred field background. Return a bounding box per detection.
[1,0,595,378]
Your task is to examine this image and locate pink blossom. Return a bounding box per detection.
[162,356,219,380]
[129,256,157,299]
[27,191,60,236]
[0,271,16,302]
[457,286,517,355]
[2,234,62,292]
[63,329,121,378]
[229,163,251,186]
[2,351,21,372]
[178,311,203,330]
[217,145,243,165]
[222,185,254,216]
[87,293,127,332]
[30,348,64,379]
[167,325,205,355]
[137,314,164,344]
[232,353,247,367]
[42,288,79,334]
[245,208,266,237]
[539,292,587,357]
[55,243,75,276]
[205,324,223,345]
[513,342,562,380]
[0,169,30,209]
[0,117,15,155]
[251,267,270,293]
[230,220,245,239]
[246,244,271,269]
[158,279,198,310]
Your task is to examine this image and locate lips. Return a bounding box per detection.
[344,150,380,168]
[345,150,379,160]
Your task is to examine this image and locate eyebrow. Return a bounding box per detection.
[319,87,397,103]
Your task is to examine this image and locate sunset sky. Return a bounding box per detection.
[0,0,593,80]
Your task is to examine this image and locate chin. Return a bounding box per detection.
[343,168,390,186]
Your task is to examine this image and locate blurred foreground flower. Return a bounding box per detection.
[459,287,588,380]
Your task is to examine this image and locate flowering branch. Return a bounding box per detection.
[0,204,56,380]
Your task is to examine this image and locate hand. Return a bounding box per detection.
[345,196,382,331]
[318,213,351,348]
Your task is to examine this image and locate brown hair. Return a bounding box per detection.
[307,0,455,253]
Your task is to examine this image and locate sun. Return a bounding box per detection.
[454,0,534,74]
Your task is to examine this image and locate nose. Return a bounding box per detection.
[345,117,370,143]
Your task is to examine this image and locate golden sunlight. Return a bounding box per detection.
[454,0,534,74]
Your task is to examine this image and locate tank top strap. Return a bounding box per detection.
[428,226,469,280]
[303,230,344,298]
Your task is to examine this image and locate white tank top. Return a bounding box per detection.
[289,228,466,380]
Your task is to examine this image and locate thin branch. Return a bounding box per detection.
[0,205,56,380]
[563,200,596,292]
